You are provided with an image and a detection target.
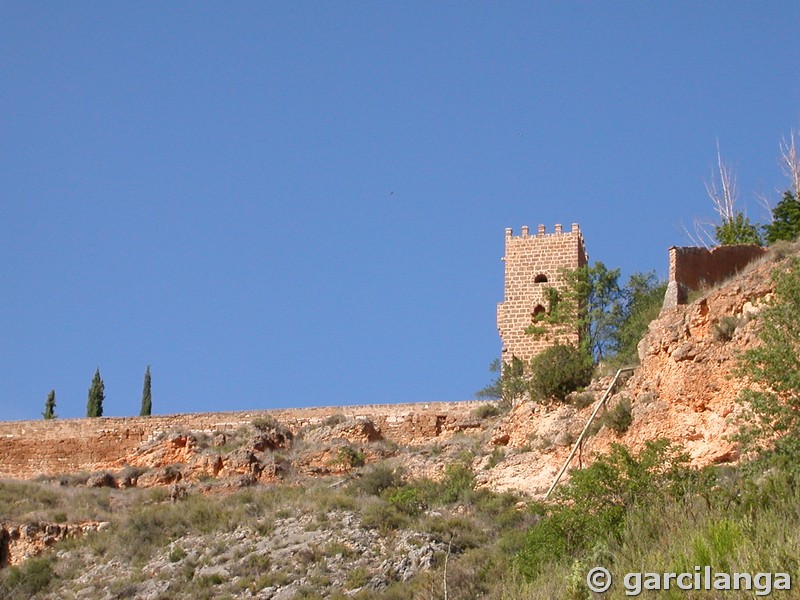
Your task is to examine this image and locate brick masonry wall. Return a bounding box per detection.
[497,223,587,364]
[663,245,767,308]
[0,402,485,480]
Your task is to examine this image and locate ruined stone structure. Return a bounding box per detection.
[497,223,587,364]
[663,244,767,309]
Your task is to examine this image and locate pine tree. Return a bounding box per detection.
[715,212,763,245]
[43,390,56,420]
[764,191,800,244]
[140,366,152,416]
[86,368,105,418]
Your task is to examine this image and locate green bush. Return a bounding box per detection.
[169,545,187,563]
[360,498,407,532]
[476,357,528,408]
[252,415,281,432]
[713,315,741,342]
[529,343,593,401]
[353,464,405,496]
[424,515,485,550]
[436,463,476,504]
[472,403,502,419]
[0,557,55,598]
[322,413,347,427]
[387,486,426,516]
[516,440,692,580]
[600,396,633,434]
[485,447,505,469]
[571,391,595,409]
[336,446,366,469]
[736,257,800,463]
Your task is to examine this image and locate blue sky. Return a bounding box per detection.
[2,3,799,421]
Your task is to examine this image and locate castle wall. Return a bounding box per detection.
[0,402,484,480]
[663,245,767,309]
[497,223,587,364]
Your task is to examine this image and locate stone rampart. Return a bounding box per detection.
[0,402,484,480]
[663,245,767,309]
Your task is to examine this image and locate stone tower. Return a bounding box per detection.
[497,223,587,364]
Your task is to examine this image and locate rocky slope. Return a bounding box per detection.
[1,245,794,584]
[477,245,789,495]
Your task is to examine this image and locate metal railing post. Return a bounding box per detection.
[544,367,634,500]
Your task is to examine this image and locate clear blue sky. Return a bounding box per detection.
[2,3,799,420]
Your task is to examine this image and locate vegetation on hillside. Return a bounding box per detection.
[479,266,665,405]
[3,244,800,600]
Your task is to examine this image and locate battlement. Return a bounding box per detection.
[497,222,587,365]
[504,222,581,239]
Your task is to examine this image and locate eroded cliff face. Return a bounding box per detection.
[0,406,488,488]
[478,249,785,495]
[0,249,789,504]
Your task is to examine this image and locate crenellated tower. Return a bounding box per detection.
[497,223,587,364]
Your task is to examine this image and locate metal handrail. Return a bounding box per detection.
[544,367,635,500]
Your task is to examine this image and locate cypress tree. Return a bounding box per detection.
[86,368,105,418]
[43,390,56,419]
[140,366,152,416]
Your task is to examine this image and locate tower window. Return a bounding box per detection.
[531,304,546,322]
[534,274,548,283]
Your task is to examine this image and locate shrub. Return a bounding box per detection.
[436,463,476,505]
[387,486,426,516]
[322,413,347,427]
[571,391,595,409]
[360,498,407,532]
[0,557,55,598]
[529,344,593,401]
[768,239,798,261]
[516,440,692,579]
[336,446,366,469]
[485,447,505,469]
[472,403,501,419]
[736,258,800,463]
[353,464,405,496]
[600,397,633,434]
[169,546,187,563]
[713,315,741,342]
[476,357,528,408]
[424,515,485,550]
[252,416,280,431]
[344,566,370,589]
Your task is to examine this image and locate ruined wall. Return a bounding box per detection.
[0,522,108,567]
[497,223,587,364]
[0,402,484,480]
[663,245,767,309]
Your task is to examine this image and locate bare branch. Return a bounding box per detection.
[704,141,738,223]
[780,129,800,194]
[681,219,715,249]
[755,190,774,224]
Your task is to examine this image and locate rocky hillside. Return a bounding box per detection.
[480,244,789,495]
[0,244,795,598]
